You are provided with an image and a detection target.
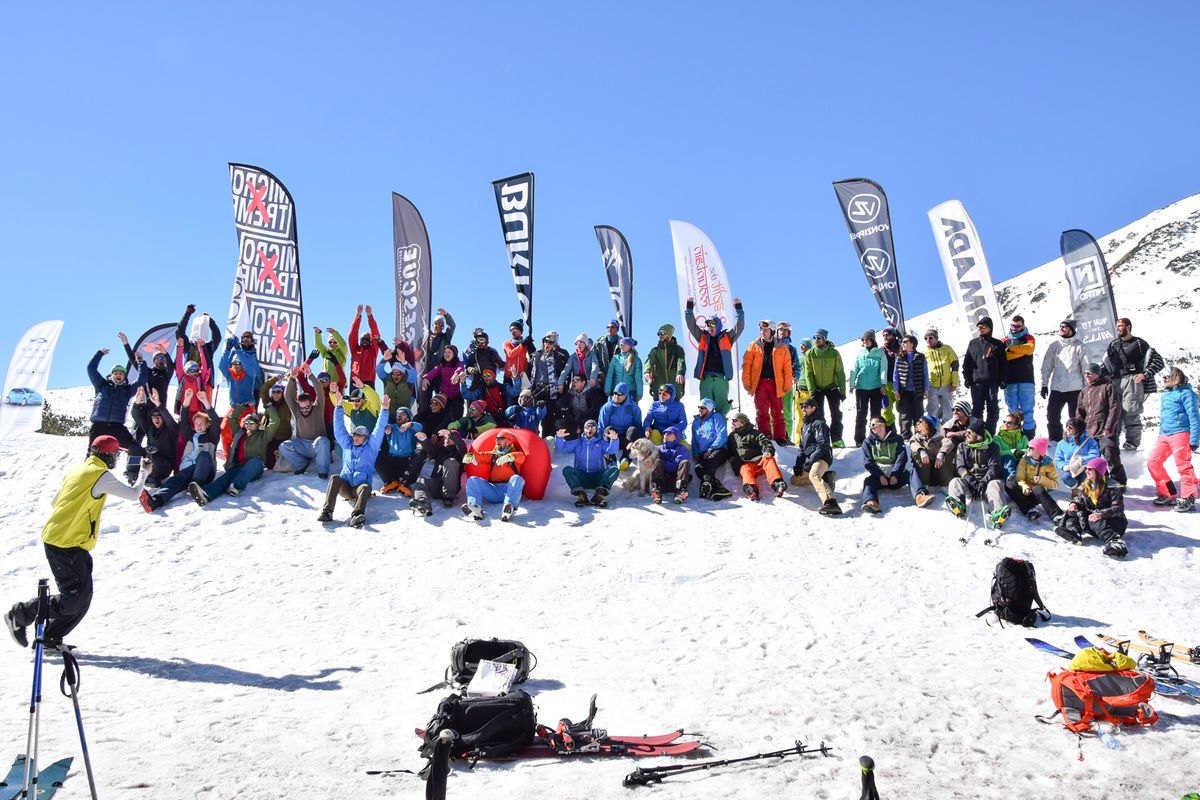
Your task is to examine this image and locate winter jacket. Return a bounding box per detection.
[1070,477,1125,521]
[219,342,262,408]
[893,352,928,394]
[645,385,687,433]
[691,411,729,458]
[376,360,419,413]
[505,403,547,432]
[462,342,503,379]
[447,410,497,438]
[462,379,507,418]
[644,338,687,396]
[955,433,1003,484]
[314,328,349,386]
[849,346,888,391]
[559,347,601,386]
[466,442,525,484]
[224,416,277,470]
[384,417,423,458]
[1002,328,1036,384]
[562,384,604,422]
[598,395,643,433]
[658,426,691,473]
[419,312,455,373]
[173,342,212,417]
[423,360,464,403]
[531,347,569,395]
[503,336,535,381]
[259,377,292,443]
[909,430,948,485]
[1157,384,1200,444]
[742,339,794,396]
[555,432,619,472]
[178,405,221,474]
[124,342,174,405]
[415,404,455,437]
[803,343,846,394]
[1079,376,1121,439]
[1053,433,1101,489]
[939,418,970,458]
[994,426,1028,478]
[726,422,775,470]
[1016,455,1059,492]
[348,314,383,385]
[88,350,145,424]
[861,429,909,478]
[40,456,111,552]
[174,306,220,381]
[334,406,388,488]
[592,335,622,381]
[685,302,745,380]
[924,342,960,389]
[131,400,179,463]
[1040,335,1089,393]
[285,378,327,441]
[1105,335,1164,393]
[796,415,833,471]
[340,385,382,432]
[605,349,645,400]
[963,334,1005,386]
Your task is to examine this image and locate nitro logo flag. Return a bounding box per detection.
[227,163,305,374]
[392,193,433,370]
[1061,229,1119,364]
[0,319,64,438]
[927,200,1001,334]
[492,173,535,333]
[833,178,907,333]
[594,225,633,337]
[669,220,735,399]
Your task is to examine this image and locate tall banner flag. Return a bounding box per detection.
[669,220,735,401]
[1061,229,1119,365]
[594,225,634,337]
[0,320,64,438]
[392,193,433,370]
[492,173,535,334]
[227,163,305,375]
[833,178,907,333]
[927,200,1001,334]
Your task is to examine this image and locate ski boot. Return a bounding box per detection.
[349,513,366,529]
[4,607,27,648]
[990,505,1012,529]
[742,483,760,501]
[317,509,333,522]
[411,499,433,517]
[379,481,401,495]
[771,479,788,498]
[573,490,591,508]
[673,488,688,505]
[650,488,663,504]
[1102,537,1128,558]
[698,480,712,500]
[591,489,609,508]
[139,489,157,513]
[1175,497,1195,513]
[945,496,966,518]
[1026,508,1042,522]
[500,503,516,522]
[1152,495,1178,506]
[831,439,846,449]
[710,483,733,501]
[461,503,484,521]
[861,499,880,514]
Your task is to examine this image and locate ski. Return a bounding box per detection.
[1073,635,1200,699]
[0,756,27,800]
[1025,637,1075,660]
[411,728,699,759]
[0,757,73,800]
[1138,630,1200,665]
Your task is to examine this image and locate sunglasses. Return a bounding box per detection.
[1004,419,1019,426]
[924,335,936,340]
[613,392,626,398]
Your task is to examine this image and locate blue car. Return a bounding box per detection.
[5,388,44,406]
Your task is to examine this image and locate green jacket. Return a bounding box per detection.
[225,420,276,470]
[259,374,292,442]
[644,338,687,397]
[804,344,846,394]
[314,328,349,382]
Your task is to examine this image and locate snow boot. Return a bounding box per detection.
[461,503,484,521]
[818,498,843,516]
[861,499,881,514]
[573,490,591,508]
[771,479,788,498]
[317,510,333,522]
[1026,508,1042,522]
[500,503,516,522]
[411,500,432,517]
[397,482,414,497]
[4,607,27,648]
[591,489,609,508]
[742,483,760,501]
[1175,497,1195,513]
[831,439,846,448]
[990,505,1012,529]
[139,489,157,513]
[650,488,663,504]
[1102,538,1129,558]
[379,481,401,495]
[673,488,689,504]
[945,496,966,518]
[1153,481,1178,504]
[698,480,713,499]
[226,485,240,497]
[709,483,733,501]
[1054,521,1083,545]
[186,481,209,507]
[349,514,366,529]
[914,490,935,509]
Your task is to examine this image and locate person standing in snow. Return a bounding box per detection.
[878,327,901,430]
[962,316,1005,435]
[1146,366,1199,512]
[592,320,623,386]
[741,322,793,446]
[685,296,745,415]
[1079,363,1127,487]
[559,333,601,391]
[417,308,455,411]
[531,332,569,437]
[605,337,644,401]
[892,334,928,440]
[789,338,815,445]
[803,328,847,448]
[5,436,148,649]
[644,323,687,399]
[774,322,801,441]
[1104,317,1164,451]
[502,319,536,405]
[1040,319,1089,443]
[922,328,959,425]
[1002,314,1037,439]
[848,329,887,448]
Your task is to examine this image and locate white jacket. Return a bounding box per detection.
[1040,335,1088,392]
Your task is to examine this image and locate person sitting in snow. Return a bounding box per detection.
[448,399,497,441]
[1005,436,1062,524]
[908,413,948,491]
[995,410,1029,480]
[130,387,178,488]
[860,416,933,514]
[187,409,276,508]
[462,430,526,522]
[691,398,733,501]
[377,406,423,495]
[318,389,390,528]
[651,425,692,505]
[277,366,332,479]
[218,336,262,456]
[506,389,547,433]
[140,390,220,512]
[410,428,469,517]
[259,375,291,470]
[945,419,1011,529]
[936,400,973,479]
[556,420,620,507]
[726,412,786,501]
[791,395,841,516]
[463,367,508,426]
[644,384,687,445]
[1053,416,1101,491]
[1054,456,1128,558]
[597,382,644,466]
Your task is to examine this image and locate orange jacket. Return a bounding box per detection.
[478,447,525,483]
[741,340,794,397]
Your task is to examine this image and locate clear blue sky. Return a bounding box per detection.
[2,2,1196,388]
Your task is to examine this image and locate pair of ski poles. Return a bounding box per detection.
[20,578,99,800]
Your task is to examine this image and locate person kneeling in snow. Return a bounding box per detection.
[726,412,786,501]
[651,425,692,504]
[945,419,1011,528]
[462,430,526,522]
[318,390,390,528]
[556,420,620,507]
[1055,457,1128,558]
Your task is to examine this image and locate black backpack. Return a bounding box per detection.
[420,691,537,761]
[976,557,1050,627]
[421,638,537,693]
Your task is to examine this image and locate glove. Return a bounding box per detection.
[536,400,546,408]
[1040,386,1048,400]
[308,349,319,362]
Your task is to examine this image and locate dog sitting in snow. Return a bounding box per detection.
[620,437,659,495]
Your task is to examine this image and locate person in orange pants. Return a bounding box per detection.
[725,412,787,501]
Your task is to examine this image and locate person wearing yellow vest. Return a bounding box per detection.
[5,435,147,649]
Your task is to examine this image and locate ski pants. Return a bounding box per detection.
[199,458,264,502]
[652,460,692,494]
[1004,478,1063,518]
[1058,510,1126,543]
[278,436,333,476]
[563,465,619,492]
[809,387,845,442]
[148,453,216,507]
[1147,431,1197,499]
[1118,376,1147,447]
[862,468,919,505]
[10,544,94,643]
[881,384,897,428]
[781,390,795,441]
[752,378,786,440]
[925,387,955,427]
[969,383,1001,434]
[896,390,923,440]
[323,475,371,517]
[695,449,730,492]
[1004,383,1037,437]
[853,388,884,446]
[1045,390,1079,443]
[699,375,731,415]
[1097,436,1128,487]
[413,458,464,506]
[376,451,417,486]
[949,476,1005,514]
[791,459,835,504]
[738,457,783,488]
[466,475,524,508]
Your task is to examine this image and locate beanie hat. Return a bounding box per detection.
[729,411,752,426]
[431,392,447,406]
[798,338,814,349]
[919,413,940,431]
[1060,319,1077,334]
[861,328,877,341]
[347,388,364,400]
[1028,437,1050,458]
[880,327,899,337]
[433,314,446,325]
[1086,362,1103,375]
[352,425,370,436]
[110,364,128,375]
[925,327,938,338]
[317,371,331,382]
[952,400,973,418]
[658,323,675,337]
[1086,457,1109,476]
[699,398,717,411]
[482,368,496,379]
[396,407,411,420]
[608,319,620,329]
[977,316,993,330]
[619,337,637,347]
[968,418,987,436]
[510,319,524,332]
[813,328,830,340]
[469,400,486,415]
[575,332,590,345]
[802,395,820,410]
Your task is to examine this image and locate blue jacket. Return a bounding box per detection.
[604,350,644,399]
[658,426,690,472]
[555,432,619,472]
[645,385,686,432]
[861,429,909,478]
[1158,384,1200,445]
[1054,432,1101,488]
[88,350,146,423]
[598,394,643,433]
[220,341,262,407]
[690,411,729,457]
[505,403,547,432]
[334,406,388,487]
[385,417,423,457]
[685,304,745,380]
[849,346,888,391]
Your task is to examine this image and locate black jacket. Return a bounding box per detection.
[963,335,1005,386]
[1104,336,1163,395]
[796,416,833,471]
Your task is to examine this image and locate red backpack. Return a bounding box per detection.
[1041,668,1158,732]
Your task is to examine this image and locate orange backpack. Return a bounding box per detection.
[1042,668,1158,733]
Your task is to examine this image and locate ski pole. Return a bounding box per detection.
[622,740,832,788]
[859,754,880,800]
[22,579,49,799]
[60,648,100,799]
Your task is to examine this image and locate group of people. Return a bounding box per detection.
[5,302,1198,652]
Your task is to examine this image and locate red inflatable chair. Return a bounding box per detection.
[463,428,552,500]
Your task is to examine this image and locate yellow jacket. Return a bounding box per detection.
[1016,455,1059,492]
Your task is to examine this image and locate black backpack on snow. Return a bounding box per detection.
[975,557,1050,627]
[419,691,537,762]
[421,638,537,693]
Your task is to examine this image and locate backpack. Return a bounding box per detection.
[1038,668,1158,733]
[975,557,1050,627]
[420,638,537,694]
[419,691,537,761]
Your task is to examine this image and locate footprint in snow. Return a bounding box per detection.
[218,510,248,525]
